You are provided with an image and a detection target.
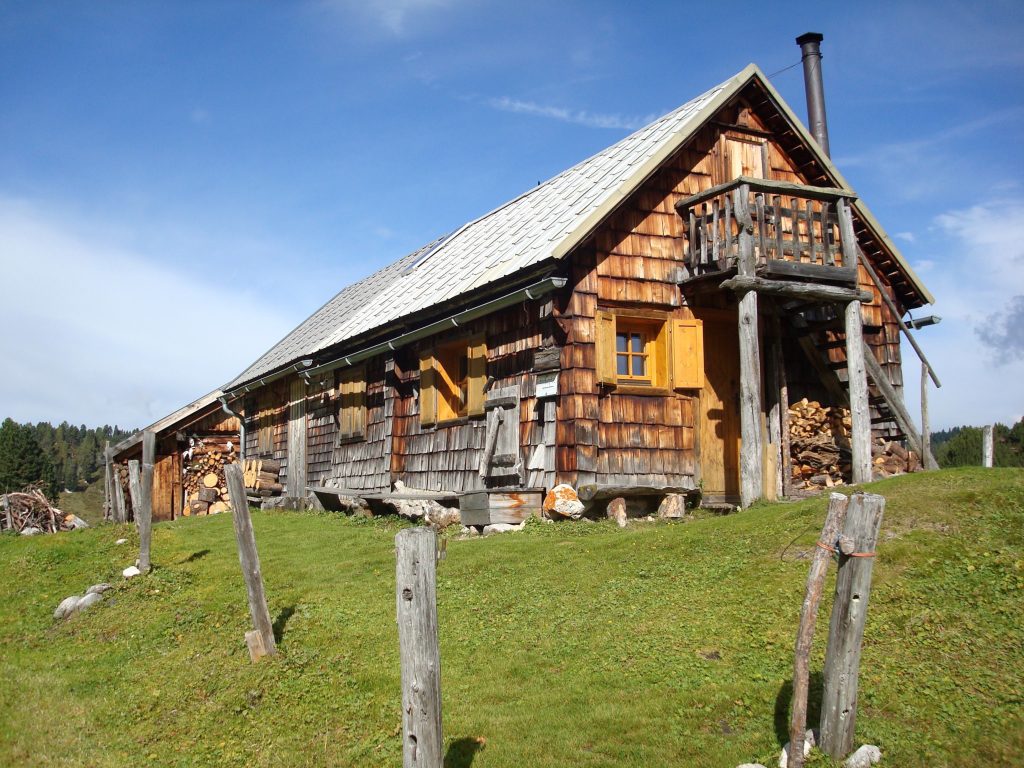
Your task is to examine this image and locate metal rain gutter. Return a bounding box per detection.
[296,275,567,382]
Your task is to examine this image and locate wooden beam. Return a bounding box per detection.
[759,260,858,285]
[720,275,872,304]
[735,185,763,509]
[139,430,155,573]
[844,302,873,485]
[769,312,791,497]
[112,464,127,524]
[921,363,937,470]
[225,463,277,662]
[820,493,885,758]
[395,527,443,768]
[789,492,850,768]
[861,348,936,467]
[982,425,994,467]
[675,175,856,213]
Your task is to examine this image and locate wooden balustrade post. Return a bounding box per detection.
[820,492,885,758]
[734,184,763,508]
[982,425,994,468]
[789,493,850,768]
[139,430,155,573]
[224,463,277,661]
[396,527,444,768]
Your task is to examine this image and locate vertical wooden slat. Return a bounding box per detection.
[806,200,817,264]
[724,194,733,266]
[419,350,436,427]
[103,442,113,521]
[755,192,768,267]
[688,209,697,270]
[595,310,617,386]
[773,194,784,263]
[711,198,721,269]
[790,197,800,261]
[982,425,994,467]
[820,201,833,266]
[699,203,708,266]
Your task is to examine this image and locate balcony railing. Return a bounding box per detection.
[674,177,860,283]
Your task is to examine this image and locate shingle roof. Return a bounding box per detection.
[225,63,932,391]
[226,72,735,391]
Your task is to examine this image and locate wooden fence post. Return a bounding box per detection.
[734,184,763,508]
[224,463,277,662]
[982,425,994,468]
[112,464,127,524]
[396,527,443,768]
[788,492,849,768]
[820,492,885,758]
[139,430,155,573]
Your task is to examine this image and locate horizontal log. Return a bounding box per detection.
[759,260,858,285]
[720,275,872,304]
[675,175,857,212]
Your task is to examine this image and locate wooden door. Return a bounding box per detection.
[718,134,766,183]
[694,308,741,501]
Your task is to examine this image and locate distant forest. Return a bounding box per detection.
[931,419,1024,468]
[0,419,135,499]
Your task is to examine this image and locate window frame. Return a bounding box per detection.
[419,332,487,427]
[336,363,367,443]
[596,308,704,394]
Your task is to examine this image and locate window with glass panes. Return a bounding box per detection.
[615,326,654,385]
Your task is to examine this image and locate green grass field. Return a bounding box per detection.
[2,468,1022,767]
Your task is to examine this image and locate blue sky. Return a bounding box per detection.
[2,0,1022,431]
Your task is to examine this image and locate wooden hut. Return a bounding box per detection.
[109,390,241,522]
[221,64,936,516]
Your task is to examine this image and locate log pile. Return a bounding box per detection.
[242,459,283,496]
[182,435,238,517]
[788,398,919,490]
[1,485,80,533]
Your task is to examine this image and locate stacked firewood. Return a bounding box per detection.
[789,398,852,489]
[242,458,283,496]
[182,436,237,516]
[788,398,920,489]
[1,485,83,533]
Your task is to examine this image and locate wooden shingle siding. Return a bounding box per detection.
[306,372,335,486]
[328,355,393,491]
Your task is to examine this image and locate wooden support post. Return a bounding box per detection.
[103,443,113,521]
[820,492,885,759]
[844,301,872,485]
[734,185,763,508]
[286,378,307,499]
[789,493,850,768]
[982,425,994,468]
[396,527,443,768]
[139,430,155,573]
[767,313,786,499]
[921,363,937,470]
[127,460,142,524]
[836,199,872,486]
[112,464,127,524]
[224,463,276,661]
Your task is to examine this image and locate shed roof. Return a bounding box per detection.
[226,63,930,392]
[112,389,226,459]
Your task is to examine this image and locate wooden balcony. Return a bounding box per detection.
[674,177,861,288]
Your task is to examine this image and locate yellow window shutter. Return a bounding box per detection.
[419,349,437,427]
[354,375,366,436]
[595,310,617,386]
[467,333,488,417]
[672,318,705,389]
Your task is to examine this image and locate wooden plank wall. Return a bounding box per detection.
[328,355,393,491]
[244,380,289,474]
[306,372,335,486]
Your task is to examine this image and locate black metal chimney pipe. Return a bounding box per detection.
[795,32,830,157]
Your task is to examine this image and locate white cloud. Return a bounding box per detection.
[894,231,915,243]
[900,197,1024,429]
[0,197,294,429]
[488,96,659,131]
[320,0,458,36]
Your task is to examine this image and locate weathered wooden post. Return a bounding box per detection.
[112,463,127,524]
[139,430,155,573]
[982,425,994,468]
[103,442,113,521]
[734,184,764,508]
[224,463,277,661]
[920,362,933,469]
[396,527,443,768]
[788,492,849,768]
[836,200,872,485]
[127,460,142,523]
[820,492,885,758]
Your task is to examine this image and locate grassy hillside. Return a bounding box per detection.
[1,468,1021,767]
[58,480,107,526]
